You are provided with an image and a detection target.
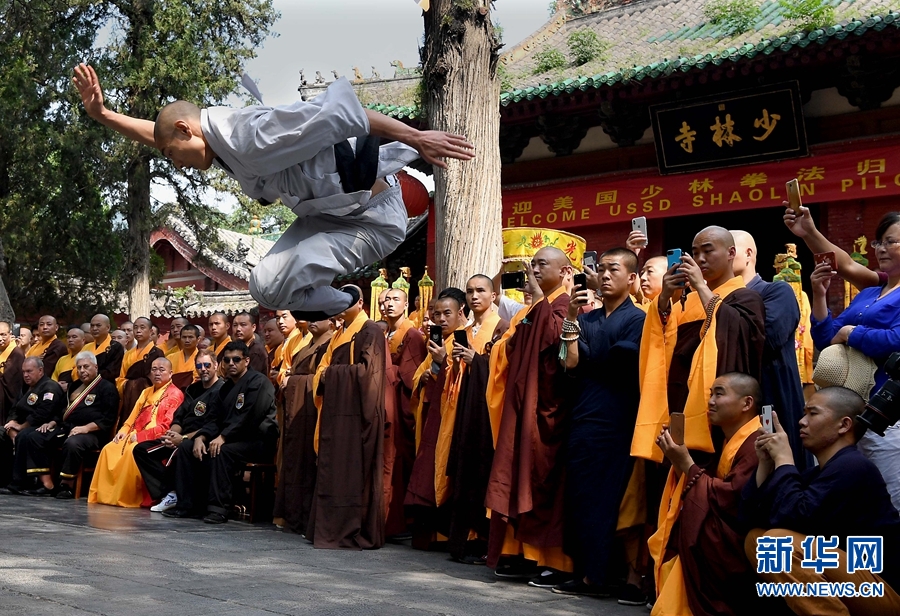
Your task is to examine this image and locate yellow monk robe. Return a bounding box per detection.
[388,318,415,356]
[169,349,199,388]
[116,343,157,396]
[51,352,79,383]
[212,336,231,359]
[25,337,54,359]
[650,417,760,616]
[164,340,180,356]
[485,287,573,572]
[312,311,368,453]
[276,329,309,387]
[0,342,15,368]
[88,381,184,507]
[84,336,110,355]
[631,276,763,462]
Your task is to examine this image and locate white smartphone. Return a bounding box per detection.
[632,216,648,246]
[761,405,774,434]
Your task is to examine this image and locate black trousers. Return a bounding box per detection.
[12,427,100,485]
[172,438,267,516]
[132,439,181,502]
[0,430,13,487]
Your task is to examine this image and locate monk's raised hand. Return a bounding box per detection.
[626,230,648,255]
[678,254,706,291]
[783,203,814,239]
[73,63,106,119]
[414,131,475,169]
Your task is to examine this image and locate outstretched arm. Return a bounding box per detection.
[73,63,157,150]
[364,109,474,170]
[783,204,880,290]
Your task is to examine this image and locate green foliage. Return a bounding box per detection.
[567,29,610,66]
[497,63,513,92]
[548,1,559,16]
[703,0,762,35]
[778,0,836,31]
[533,47,567,74]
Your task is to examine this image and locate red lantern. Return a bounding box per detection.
[397,169,430,218]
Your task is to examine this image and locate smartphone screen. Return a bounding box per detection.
[573,272,587,290]
[429,325,444,347]
[453,330,469,349]
[500,271,525,290]
[583,251,598,272]
[666,249,684,287]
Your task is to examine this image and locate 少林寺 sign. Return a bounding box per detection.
[650,82,808,175]
[502,143,899,230]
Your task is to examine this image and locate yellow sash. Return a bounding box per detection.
[486,287,566,447]
[0,343,16,374]
[52,352,78,382]
[26,338,54,358]
[117,343,157,393]
[649,416,761,616]
[631,277,746,462]
[312,311,369,453]
[85,336,111,355]
[170,349,199,381]
[388,318,415,355]
[432,328,468,506]
[213,336,232,358]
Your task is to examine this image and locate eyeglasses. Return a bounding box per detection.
[872,239,900,249]
[195,362,212,369]
[221,356,244,364]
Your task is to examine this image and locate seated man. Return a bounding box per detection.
[1,358,65,494]
[51,327,87,392]
[166,341,277,524]
[88,357,184,507]
[652,373,763,616]
[134,349,223,512]
[742,387,900,614]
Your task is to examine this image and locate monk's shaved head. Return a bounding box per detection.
[694,225,735,249]
[535,246,570,267]
[719,372,762,408]
[385,288,407,302]
[154,100,201,148]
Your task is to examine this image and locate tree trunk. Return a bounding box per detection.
[126,156,152,319]
[423,1,503,290]
[0,239,14,324]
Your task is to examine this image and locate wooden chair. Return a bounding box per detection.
[234,462,277,523]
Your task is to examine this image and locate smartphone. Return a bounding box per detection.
[573,272,587,290]
[814,251,836,271]
[453,330,469,349]
[583,250,598,273]
[12,323,20,338]
[429,324,444,347]
[669,412,685,446]
[632,216,648,245]
[500,271,525,290]
[786,178,802,214]
[761,405,774,434]
[666,249,685,287]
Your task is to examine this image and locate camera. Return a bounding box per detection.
[859,352,900,436]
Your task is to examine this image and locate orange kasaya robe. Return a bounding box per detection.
[650,417,761,616]
[169,348,199,389]
[88,381,184,508]
[484,287,573,572]
[631,276,765,462]
[116,343,157,395]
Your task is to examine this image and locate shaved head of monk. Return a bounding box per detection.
[691,226,736,289]
[729,230,757,279]
[338,285,365,322]
[531,246,572,295]
[154,100,214,172]
[640,255,668,301]
[383,289,408,320]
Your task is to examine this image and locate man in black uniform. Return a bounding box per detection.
[1,357,65,494]
[52,351,120,499]
[135,348,223,512]
[165,340,278,524]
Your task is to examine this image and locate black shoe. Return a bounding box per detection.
[55,489,74,500]
[494,561,540,579]
[203,512,228,525]
[24,486,54,497]
[453,554,486,566]
[0,485,23,495]
[528,570,575,588]
[551,578,613,597]
[617,583,648,606]
[162,508,197,519]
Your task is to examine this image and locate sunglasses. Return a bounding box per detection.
[221,356,244,364]
[195,362,212,369]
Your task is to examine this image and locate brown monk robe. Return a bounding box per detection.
[26,315,66,378]
[404,291,468,549]
[168,324,200,390]
[308,285,387,549]
[84,314,124,382]
[273,319,333,535]
[446,275,508,562]
[51,328,86,392]
[382,288,427,536]
[262,318,284,386]
[0,321,25,428]
[485,247,574,576]
[231,312,269,375]
[115,317,164,429]
[651,373,763,616]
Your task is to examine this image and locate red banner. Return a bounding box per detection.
[502,144,900,230]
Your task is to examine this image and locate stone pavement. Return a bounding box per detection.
[0,496,642,616]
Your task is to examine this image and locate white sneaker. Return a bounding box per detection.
[150,491,178,512]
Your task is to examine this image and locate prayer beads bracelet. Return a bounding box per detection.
[560,318,581,342]
[682,468,705,496]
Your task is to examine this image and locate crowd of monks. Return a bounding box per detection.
[2,211,900,615]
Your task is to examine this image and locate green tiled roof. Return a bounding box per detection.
[364,1,900,119]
